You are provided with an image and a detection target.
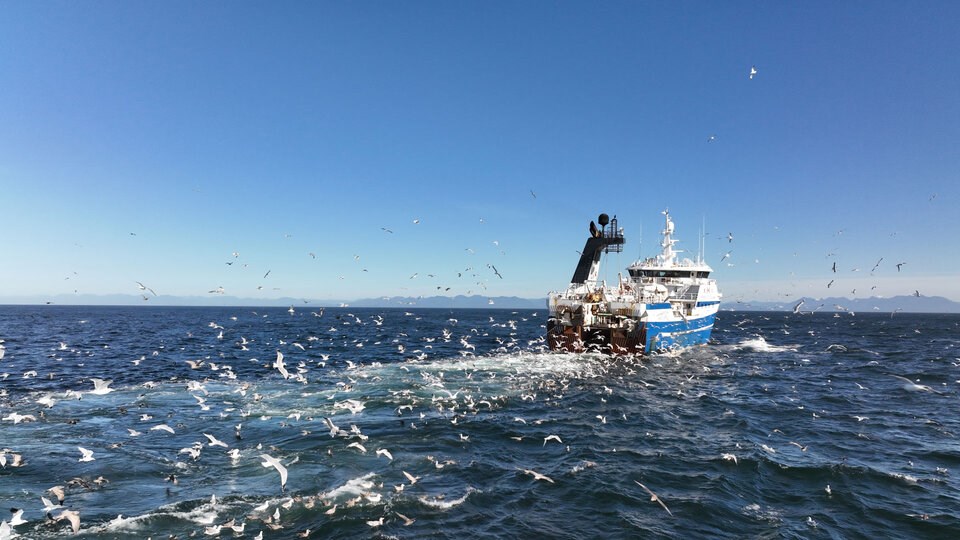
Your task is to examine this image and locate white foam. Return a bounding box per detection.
[737,336,797,353]
[417,486,479,510]
[321,472,376,500]
[890,472,919,485]
[571,460,597,473]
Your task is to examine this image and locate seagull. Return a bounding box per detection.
[135,281,157,296]
[749,65,757,79]
[402,470,421,484]
[9,508,26,526]
[519,468,554,483]
[2,412,36,424]
[347,442,367,454]
[490,265,503,279]
[543,434,563,446]
[395,511,416,526]
[323,417,342,438]
[721,453,738,465]
[896,262,906,272]
[204,433,229,448]
[720,250,732,263]
[376,448,393,461]
[89,378,114,395]
[150,424,175,434]
[793,299,805,314]
[530,190,536,199]
[263,269,271,279]
[274,351,290,379]
[381,227,393,234]
[40,496,61,512]
[891,375,938,393]
[54,509,81,534]
[179,444,201,460]
[634,480,673,516]
[48,486,65,504]
[78,447,95,462]
[1,453,23,468]
[260,454,288,491]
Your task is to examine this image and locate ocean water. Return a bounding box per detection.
[1,306,958,539]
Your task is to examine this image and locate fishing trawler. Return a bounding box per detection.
[547,210,721,354]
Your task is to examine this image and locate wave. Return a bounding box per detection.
[321,472,377,500]
[736,335,798,353]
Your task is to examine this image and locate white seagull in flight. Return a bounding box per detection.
[260,454,288,491]
[635,480,673,516]
[204,433,229,448]
[78,447,95,462]
[136,281,157,296]
[89,378,114,395]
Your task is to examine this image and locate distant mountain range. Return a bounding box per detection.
[724,295,960,314]
[2,293,958,313]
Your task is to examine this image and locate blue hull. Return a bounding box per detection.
[645,313,716,353]
[547,313,716,355]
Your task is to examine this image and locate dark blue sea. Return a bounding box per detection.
[1,306,958,539]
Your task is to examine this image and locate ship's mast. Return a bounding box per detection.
[659,210,677,267]
[699,215,706,265]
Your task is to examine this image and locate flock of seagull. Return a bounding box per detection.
[124,214,512,305]
[1,309,674,537]
[1,299,955,537]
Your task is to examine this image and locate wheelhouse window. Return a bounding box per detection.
[628,269,711,279]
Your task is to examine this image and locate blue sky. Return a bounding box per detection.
[2,2,958,304]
